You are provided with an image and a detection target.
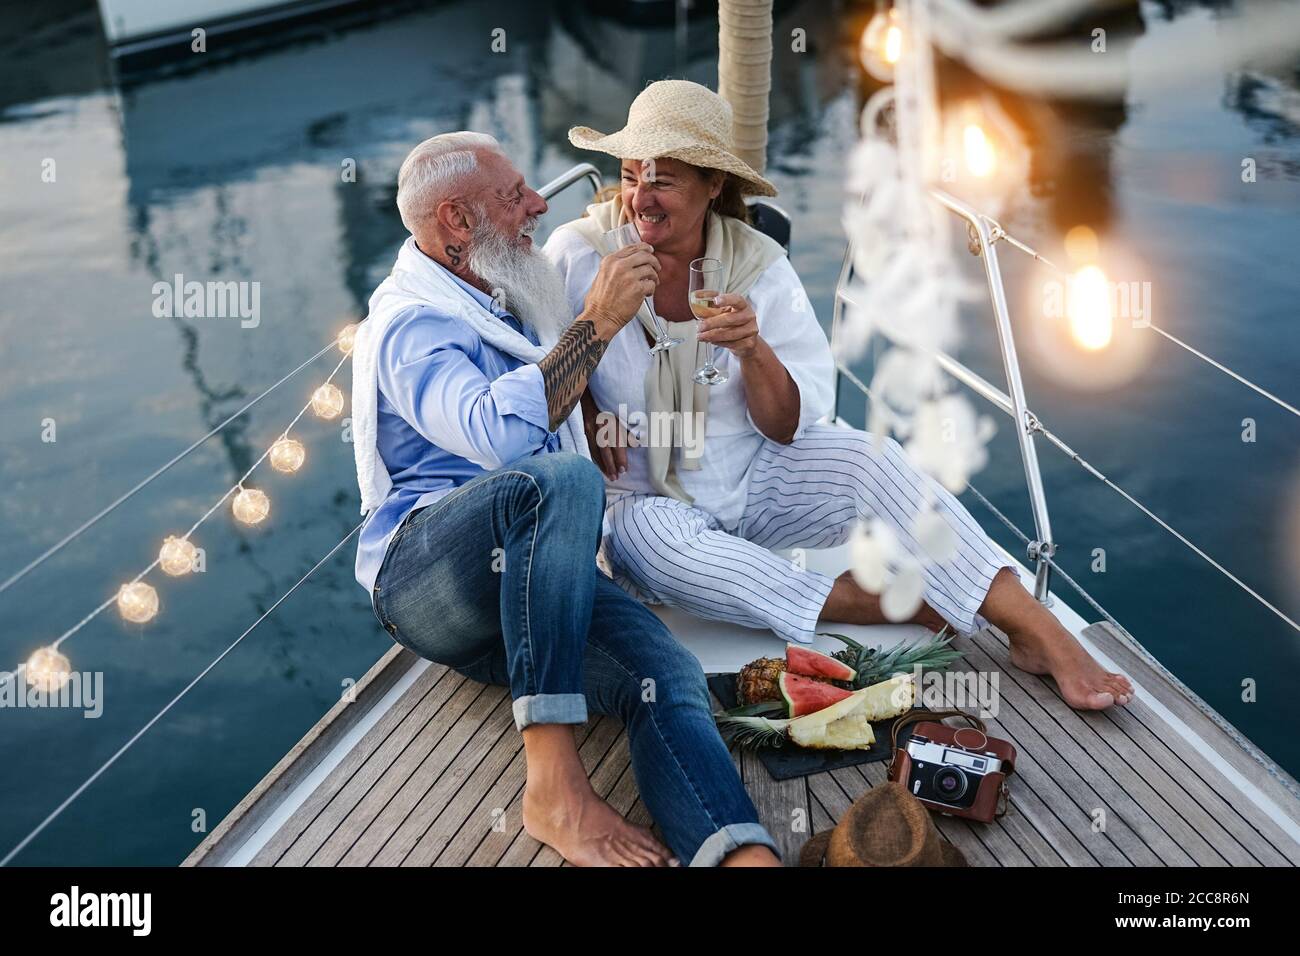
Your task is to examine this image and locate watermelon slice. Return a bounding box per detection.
[779,672,854,717]
[786,644,857,682]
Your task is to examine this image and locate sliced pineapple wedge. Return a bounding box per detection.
[787,674,914,751]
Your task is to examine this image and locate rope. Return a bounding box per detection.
[717,0,773,173]
[0,341,336,598]
[0,521,364,867]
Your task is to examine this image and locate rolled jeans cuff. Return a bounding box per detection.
[512,693,588,731]
[688,823,781,867]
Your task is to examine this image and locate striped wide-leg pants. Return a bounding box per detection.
[602,424,1015,645]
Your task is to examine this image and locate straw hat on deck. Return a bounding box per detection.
[568,79,777,198]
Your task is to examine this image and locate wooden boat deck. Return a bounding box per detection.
[186,618,1300,867]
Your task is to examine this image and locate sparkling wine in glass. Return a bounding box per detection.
[604,221,681,354]
[689,257,728,386]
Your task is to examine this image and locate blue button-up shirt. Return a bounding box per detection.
[354,269,559,592]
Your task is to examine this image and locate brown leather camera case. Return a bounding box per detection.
[887,710,1016,824]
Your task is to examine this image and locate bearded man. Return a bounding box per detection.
[349,132,781,868]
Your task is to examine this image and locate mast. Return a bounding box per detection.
[717,0,773,174]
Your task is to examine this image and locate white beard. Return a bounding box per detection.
[468,219,572,345]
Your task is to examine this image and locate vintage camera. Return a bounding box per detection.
[888,715,1015,823]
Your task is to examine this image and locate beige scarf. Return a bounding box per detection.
[566,196,785,503]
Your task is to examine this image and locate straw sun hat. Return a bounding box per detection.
[568,80,777,198]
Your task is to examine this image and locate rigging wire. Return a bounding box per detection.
[0,341,336,598]
[0,521,364,868]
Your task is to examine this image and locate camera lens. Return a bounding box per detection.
[934,767,967,801]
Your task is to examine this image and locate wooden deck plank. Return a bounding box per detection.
[402,692,533,867]
[203,620,1300,868]
[1082,623,1300,865]
[962,630,1220,865]
[364,688,515,866]
[968,628,1259,865]
[742,749,808,866]
[951,633,1173,865]
[310,681,503,865]
[258,665,460,866]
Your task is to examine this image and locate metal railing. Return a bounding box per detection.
[538,163,603,201]
[830,189,1058,603]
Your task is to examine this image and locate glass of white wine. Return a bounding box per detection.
[604,221,682,354]
[689,257,728,386]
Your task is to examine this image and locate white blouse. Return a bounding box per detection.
[544,224,835,530]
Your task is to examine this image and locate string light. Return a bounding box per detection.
[962,123,995,178]
[3,320,359,683]
[1068,265,1114,351]
[232,487,271,525]
[25,647,72,692]
[159,536,198,576]
[337,323,359,354]
[269,437,306,473]
[117,582,160,623]
[861,7,904,81]
[311,383,345,419]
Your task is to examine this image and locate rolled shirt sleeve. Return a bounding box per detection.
[377,306,554,470]
[746,256,835,440]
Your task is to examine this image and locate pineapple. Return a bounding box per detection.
[735,657,786,705]
[717,675,915,751]
[827,628,962,689]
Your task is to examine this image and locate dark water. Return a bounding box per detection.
[0,0,1296,864]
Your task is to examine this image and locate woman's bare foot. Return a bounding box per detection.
[822,571,947,632]
[522,778,674,867]
[981,569,1133,710]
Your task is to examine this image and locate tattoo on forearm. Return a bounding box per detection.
[538,320,607,430]
[445,243,463,267]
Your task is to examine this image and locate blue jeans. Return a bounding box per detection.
[371,452,778,866]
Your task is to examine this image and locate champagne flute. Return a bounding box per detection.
[689,257,728,386]
[604,221,682,354]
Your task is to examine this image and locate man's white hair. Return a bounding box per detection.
[395,131,502,233]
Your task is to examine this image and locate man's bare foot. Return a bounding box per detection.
[823,572,947,633]
[720,844,783,867]
[522,779,676,867]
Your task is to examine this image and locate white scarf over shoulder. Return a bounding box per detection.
[352,237,588,515]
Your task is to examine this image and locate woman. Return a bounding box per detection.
[544,80,1132,711]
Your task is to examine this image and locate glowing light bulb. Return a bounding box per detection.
[860,9,904,81]
[1068,265,1114,351]
[1064,225,1100,265]
[337,323,359,354]
[233,487,271,525]
[159,535,198,576]
[117,581,160,623]
[26,646,72,693]
[269,437,306,473]
[963,123,996,178]
[311,383,344,419]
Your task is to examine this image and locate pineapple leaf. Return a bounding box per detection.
[714,714,791,749]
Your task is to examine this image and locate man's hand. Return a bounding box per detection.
[583,242,660,331]
[581,390,635,481]
[697,293,760,360]
[538,244,659,432]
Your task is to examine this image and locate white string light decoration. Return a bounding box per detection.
[844,0,999,621]
[5,323,359,690]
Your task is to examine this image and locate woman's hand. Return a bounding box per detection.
[697,293,761,360]
[581,389,635,480]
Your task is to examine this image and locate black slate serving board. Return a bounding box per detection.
[708,673,902,782]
